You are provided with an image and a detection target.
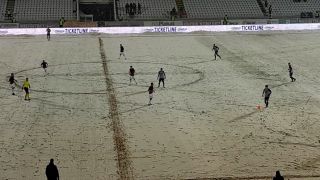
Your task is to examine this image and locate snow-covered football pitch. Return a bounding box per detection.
[1,30,320,180]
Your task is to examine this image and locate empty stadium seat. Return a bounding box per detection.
[14,0,76,21]
[266,0,320,18]
[0,0,7,20]
[183,0,264,19]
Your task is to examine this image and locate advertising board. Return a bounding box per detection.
[1,23,320,36]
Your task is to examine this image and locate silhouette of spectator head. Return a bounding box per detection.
[46,158,59,180]
[273,170,284,180]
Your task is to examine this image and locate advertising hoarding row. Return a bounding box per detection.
[0,23,320,35]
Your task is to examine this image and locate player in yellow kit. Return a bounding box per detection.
[22,78,31,101]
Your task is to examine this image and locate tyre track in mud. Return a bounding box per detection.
[98,38,134,180]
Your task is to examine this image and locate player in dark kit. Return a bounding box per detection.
[119,44,127,60]
[262,85,272,108]
[148,83,155,105]
[288,63,296,82]
[157,68,166,88]
[8,73,18,95]
[212,44,221,60]
[129,66,137,84]
[41,60,48,74]
[46,27,51,41]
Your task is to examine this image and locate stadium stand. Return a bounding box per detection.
[0,0,7,21]
[14,0,76,21]
[2,0,320,23]
[183,0,264,19]
[79,4,114,21]
[266,0,320,18]
[116,0,177,20]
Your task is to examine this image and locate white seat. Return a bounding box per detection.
[183,0,266,19]
[268,0,320,17]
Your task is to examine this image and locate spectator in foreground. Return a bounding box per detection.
[273,170,284,180]
[46,159,60,180]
